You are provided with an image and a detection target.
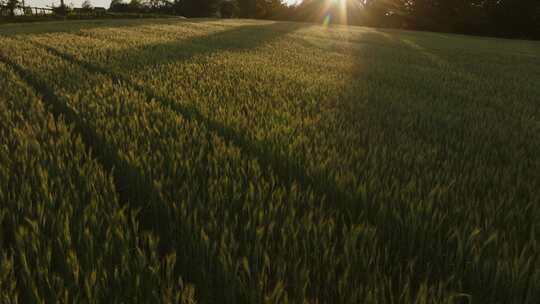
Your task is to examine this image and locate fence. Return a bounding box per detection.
[0,5,53,16]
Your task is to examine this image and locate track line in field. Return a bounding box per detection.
[0,53,249,304]
[20,39,479,294]
[34,35,531,300]
[0,53,131,212]
[30,39,362,226]
[26,39,533,299]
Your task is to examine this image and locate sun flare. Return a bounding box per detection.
[320,0,349,27]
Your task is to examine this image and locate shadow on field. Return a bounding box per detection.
[102,21,308,71]
[0,38,252,304]
[28,20,366,219]
[30,22,350,209]
[333,26,540,302]
[18,22,540,302]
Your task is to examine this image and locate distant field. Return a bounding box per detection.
[1,19,539,303]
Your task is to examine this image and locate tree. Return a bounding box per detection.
[234,0,290,19]
[81,0,92,11]
[145,0,173,14]
[109,0,129,12]
[236,0,256,17]
[180,0,220,17]
[128,0,142,12]
[293,0,347,24]
[484,0,540,38]
[171,0,181,14]
[6,0,19,16]
[258,0,287,19]
[60,0,66,14]
[220,0,236,18]
[349,0,539,38]
[82,0,92,9]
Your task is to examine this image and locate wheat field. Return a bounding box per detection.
[1,18,539,303]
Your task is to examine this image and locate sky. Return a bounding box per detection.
[22,0,300,9]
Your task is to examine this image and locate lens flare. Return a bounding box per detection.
[323,15,331,27]
[319,0,348,27]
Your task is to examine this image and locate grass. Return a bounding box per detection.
[0,18,539,303]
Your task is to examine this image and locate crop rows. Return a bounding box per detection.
[1,19,539,303]
[1,36,391,303]
[0,61,196,303]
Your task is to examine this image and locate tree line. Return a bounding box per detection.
[2,0,538,39]
[108,0,539,39]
